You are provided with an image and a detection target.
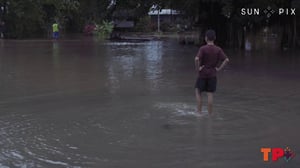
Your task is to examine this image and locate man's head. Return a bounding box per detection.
[205,29,216,42]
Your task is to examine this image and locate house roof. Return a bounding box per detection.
[148,9,180,16]
[114,20,134,28]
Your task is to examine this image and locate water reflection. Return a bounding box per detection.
[52,41,60,70]
[144,41,163,91]
[106,41,164,94]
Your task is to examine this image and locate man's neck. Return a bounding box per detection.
[207,42,214,45]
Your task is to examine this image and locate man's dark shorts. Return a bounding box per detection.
[53,32,59,39]
[195,77,217,93]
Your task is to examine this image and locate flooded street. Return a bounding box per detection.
[0,38,299,168]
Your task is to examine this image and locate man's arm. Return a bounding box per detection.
[195,56,205,71]
[195,57,200,71]
[195,48,204,71]
[216,58,229,71]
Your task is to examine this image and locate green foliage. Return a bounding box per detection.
[95,20,114,39]
[78,0,111,22]
[3,0,81,38]
[56,0,80,21]
[3,0,44,38]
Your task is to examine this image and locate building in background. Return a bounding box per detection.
[148,8,181,24]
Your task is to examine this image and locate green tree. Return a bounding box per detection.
[2,0,81,38]
[4,0,45,38]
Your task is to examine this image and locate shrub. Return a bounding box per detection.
[95,20,114,39]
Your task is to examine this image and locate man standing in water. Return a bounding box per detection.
[52,21,59,39]
[195,29,229,115]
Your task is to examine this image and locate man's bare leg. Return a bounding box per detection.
[195,89,202,114]
[207,92,213,115]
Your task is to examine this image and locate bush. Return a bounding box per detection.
[95,20,114,39]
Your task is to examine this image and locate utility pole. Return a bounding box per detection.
[150,4,161,32]
[157,8,160,32]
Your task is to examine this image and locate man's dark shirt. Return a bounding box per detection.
[196,44,227,78]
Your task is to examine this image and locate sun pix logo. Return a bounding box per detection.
[241,6,296,18]
[261,147,296,162]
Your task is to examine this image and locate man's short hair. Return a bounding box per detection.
[205,29,216,41]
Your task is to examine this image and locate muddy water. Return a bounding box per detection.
[0,38,299,168]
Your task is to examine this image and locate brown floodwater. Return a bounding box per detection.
[0,37,299,168]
